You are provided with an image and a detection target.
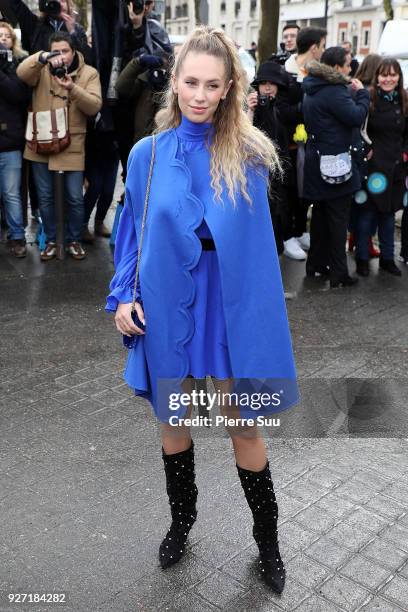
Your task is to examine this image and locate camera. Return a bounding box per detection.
[258,94,270,107]
[131,0,145,14]
[49,63,68,78]
[39,0,61,19]
[0,45,13,70]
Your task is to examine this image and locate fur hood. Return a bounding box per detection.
[305,60,350,85]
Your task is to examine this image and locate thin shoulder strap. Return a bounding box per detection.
[131,134,156,312]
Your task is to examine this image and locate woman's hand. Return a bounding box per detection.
[115,302,145,336]
[366,149,373,160]
[247,91,258,110]
[60,12,75,33]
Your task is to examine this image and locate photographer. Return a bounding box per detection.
[115,47,171,172]
[247,60,291,256]
[0,21,30,257]
[17,31,102,261]
[0,0,92,64]
[269,23,299,67]
[114,0,171,176]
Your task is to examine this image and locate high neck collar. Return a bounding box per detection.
[176,114,214,142]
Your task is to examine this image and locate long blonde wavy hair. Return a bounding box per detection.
[0,22,25,58]
[155,26,281,205]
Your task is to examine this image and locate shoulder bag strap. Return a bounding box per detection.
[131,134,156,313]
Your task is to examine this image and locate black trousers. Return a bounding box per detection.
[307,195,351,281]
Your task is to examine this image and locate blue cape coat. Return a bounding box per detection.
[106,127,299,422]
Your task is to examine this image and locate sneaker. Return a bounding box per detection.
[296,232,310,251]
[94,221,111,237]
[40,242,57,262]
[283,237,307,260]
[10,239,27,258]
[66,242,86,260]
[397,255,408,264]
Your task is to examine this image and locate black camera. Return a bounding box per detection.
[131,0,145,14]
[39,0,61,18]
[258,94,270,107]
[49,63,67,78]
[0,45,13,70]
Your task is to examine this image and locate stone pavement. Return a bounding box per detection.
[1,211,408,612]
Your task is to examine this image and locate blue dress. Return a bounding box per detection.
[175,116,232,379]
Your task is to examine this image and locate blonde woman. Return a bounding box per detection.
[6,0,91,63]
[107,27,298,594]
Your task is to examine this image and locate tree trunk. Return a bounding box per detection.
[75,0,88,29]
[383,0,393,21]
[194,0,201,25]
[258,0,280,65]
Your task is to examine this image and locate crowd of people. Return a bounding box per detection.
[0,0,407,287]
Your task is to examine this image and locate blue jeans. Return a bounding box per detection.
[0,150,25,240]
[355,208,395,260]
[31,162,84,243]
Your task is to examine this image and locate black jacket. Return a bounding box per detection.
[365,93,408,213]
[1,0,92,64]
[302,61,370,201]
[0,55,30,152]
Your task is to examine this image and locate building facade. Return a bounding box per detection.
[165,0,405,55]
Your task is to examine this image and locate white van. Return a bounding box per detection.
[377,20,408,87]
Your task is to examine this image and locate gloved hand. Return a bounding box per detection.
[138,54,164,69]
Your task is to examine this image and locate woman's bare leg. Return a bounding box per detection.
[160,377,194,454]
[212,377,268,471]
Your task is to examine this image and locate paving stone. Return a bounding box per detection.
[361,537,407,571]
[304,466,343,489]
[325,521,375,552]
[331,480,377,505]
[294,594,343,611]
[364,494,407,521]
[379,523,408,552]
[279,521,320,552]
[343,507,390,535]
[282,477,326,505]
[379,575,408,609]
[306,536,352,570]
[339,554,393,590]
[315,492,356,519]
[285,552,332,589]
[160,590,219,611]
[317,574,371,611]
[193,569,247,608]
[360,596,406,611]
[293,503,339,534]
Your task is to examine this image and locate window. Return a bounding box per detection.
[165,5,171,19]
[182,3,188,17]
[343,0,352,7]
[220,1,226,13]
[234,1,241,18]
[362,28,370,47]
[362,0,372,5]
[175,5,181,18]
[250,0,257,16]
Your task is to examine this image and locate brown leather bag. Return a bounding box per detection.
[25,104,70,155]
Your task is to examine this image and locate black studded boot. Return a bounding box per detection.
[236,461,285,594]
[159,439,198,568]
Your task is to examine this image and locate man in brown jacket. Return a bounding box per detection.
[17,31,102,260]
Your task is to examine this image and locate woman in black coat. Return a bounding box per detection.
[354,58,408,276]
[302,46,369,287]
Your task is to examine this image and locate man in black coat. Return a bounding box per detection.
[0,24,30,257]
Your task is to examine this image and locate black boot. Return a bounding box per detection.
[305,263,330,277]
[159,440,198,568]
[237,461,285,594]
[356,259,369,277]
[330,274,358,288]
[379,258,402,276]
